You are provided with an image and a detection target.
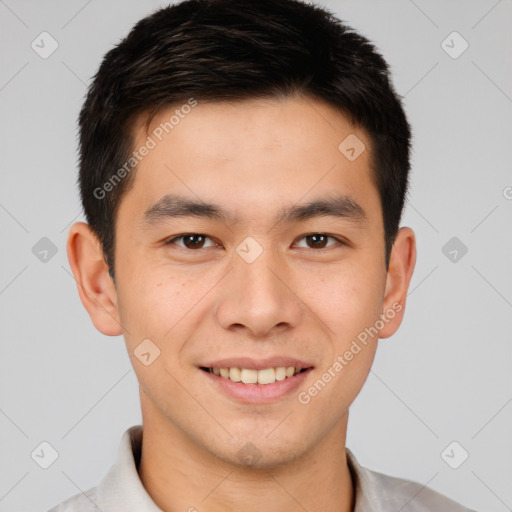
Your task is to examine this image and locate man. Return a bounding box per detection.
[50,0,476,510]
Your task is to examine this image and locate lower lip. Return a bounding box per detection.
[200,368,313,404]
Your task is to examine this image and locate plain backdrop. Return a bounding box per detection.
[0,1,511,511]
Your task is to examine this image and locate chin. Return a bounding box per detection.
[212,432,310,469]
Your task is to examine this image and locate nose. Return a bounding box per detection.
[213,245,304,339]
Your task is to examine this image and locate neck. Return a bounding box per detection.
[138,404,354,512]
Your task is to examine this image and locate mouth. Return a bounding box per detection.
[200,365,311,385]
[198,360,314,404]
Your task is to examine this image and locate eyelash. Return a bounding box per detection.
[163,233,346,251]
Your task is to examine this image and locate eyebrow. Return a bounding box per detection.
[141,193,368,229]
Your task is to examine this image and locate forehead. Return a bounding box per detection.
[139,95,364,159]
[121,95,380,225]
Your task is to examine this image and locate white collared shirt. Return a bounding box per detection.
[48,425,476,512]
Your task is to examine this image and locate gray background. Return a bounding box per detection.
[1,0,511,510]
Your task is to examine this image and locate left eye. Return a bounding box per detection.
[294,234,341,249]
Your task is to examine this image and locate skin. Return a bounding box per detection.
[67,94,416,512]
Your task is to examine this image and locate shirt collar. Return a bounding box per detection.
[96,425,162,511]
[95,425,391,512]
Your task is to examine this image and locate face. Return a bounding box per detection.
[69,95,415,467]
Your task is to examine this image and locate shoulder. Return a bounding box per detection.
[347,449,477,512]
[369,470,476,511]
[47,486,98,512]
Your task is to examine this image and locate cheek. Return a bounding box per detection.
[117,263,222,354]
[116,273,197,394]
[116,269,185,344]
[308,260,385,338]
[304,268,383,414]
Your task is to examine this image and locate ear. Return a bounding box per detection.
[379,226,416,339]
[66,222,123,336]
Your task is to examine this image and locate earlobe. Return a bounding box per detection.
[379,226,417,339]
[66,222,123,336]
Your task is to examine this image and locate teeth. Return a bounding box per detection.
[241,369,258,384]
[275,367,287,381]
[229,367,241,382]
[208,366,306,385]
[257,368,275,384]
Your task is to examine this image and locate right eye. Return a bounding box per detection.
[164,234,220,250]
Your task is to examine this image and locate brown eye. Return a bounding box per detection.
[166,234,216,249]
[295,234,340,249]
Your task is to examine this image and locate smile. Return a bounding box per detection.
[200,366,308,385]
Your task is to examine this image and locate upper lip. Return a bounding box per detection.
[200,357,314,371]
